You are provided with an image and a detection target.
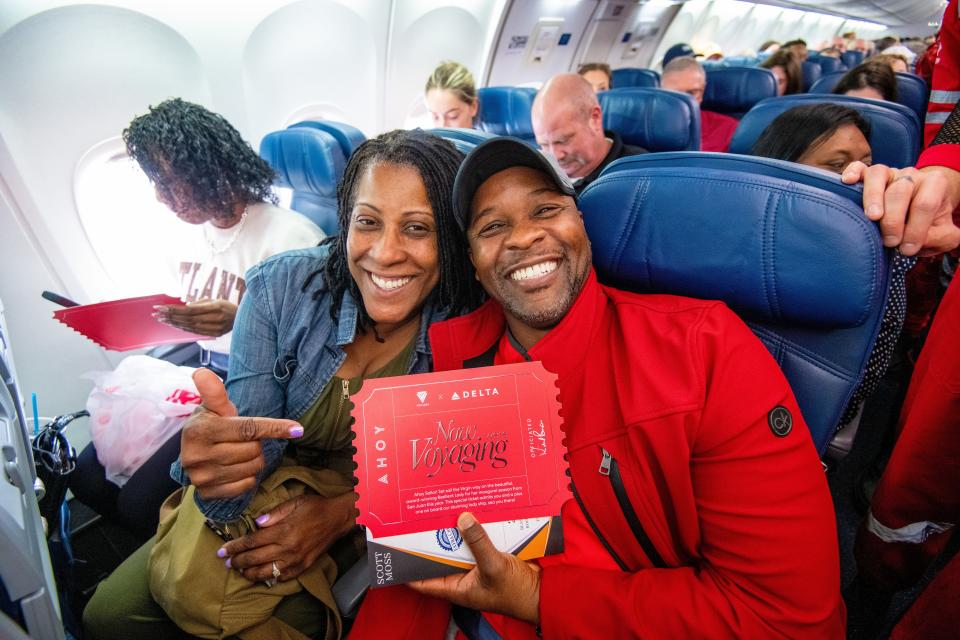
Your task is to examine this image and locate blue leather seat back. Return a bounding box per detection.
[702,68,778,118]
[583,152,890,453]
[818,56,847,74]
[809,71,929,122]
[288,120,365,161]
[802,59,822,92]
[842,50,864,68]
[895,73,929,123]
[426,127,497,154]
[598,88,700,151]
[729,94,922,168]
[477,87,537,141]
[259,127,346,235]
[611,68,660,88]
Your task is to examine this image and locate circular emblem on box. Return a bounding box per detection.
[436,527,464,552]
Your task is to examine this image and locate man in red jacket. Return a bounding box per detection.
[350,138,846,639]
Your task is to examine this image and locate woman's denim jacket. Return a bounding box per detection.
[171,245,445,522]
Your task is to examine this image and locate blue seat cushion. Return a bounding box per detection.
[702,68,778,118]
[611,68,660,88]
[598,88,700,151]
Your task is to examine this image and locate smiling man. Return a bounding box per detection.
[350,138,846,639]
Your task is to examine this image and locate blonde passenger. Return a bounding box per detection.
[425,60,479,129]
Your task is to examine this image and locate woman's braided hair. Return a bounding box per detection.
[123,98,277,221]
[311,129,484,328]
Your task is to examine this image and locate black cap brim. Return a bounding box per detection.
[452,137,576,231]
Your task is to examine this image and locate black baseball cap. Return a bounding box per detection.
[662,43,695,67]
[452,137,576,231]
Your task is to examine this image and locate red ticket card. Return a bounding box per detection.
[53,293,205,351]
[352,361,569,537]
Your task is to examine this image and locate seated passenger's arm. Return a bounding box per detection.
[173,264,296,522]
[536,305,844,638]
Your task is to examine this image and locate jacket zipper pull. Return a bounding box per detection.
[341,378,350,399]
[599,447,612,476]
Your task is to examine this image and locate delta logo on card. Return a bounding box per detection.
[351,361,569,538]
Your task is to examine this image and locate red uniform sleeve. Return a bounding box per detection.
[537,305,845,638]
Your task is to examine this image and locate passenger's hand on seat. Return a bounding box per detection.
[154,299,238,337]
[842,162,960,256]
[219,492,357,583]
[181,369,303,500]
[408,512,542,625]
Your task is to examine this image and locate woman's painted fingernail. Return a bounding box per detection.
[289,425,304,438]
[256,514,270,526]
[225,557,232,569]
[217,547,227,558]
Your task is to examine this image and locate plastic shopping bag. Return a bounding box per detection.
[84,355,202,487]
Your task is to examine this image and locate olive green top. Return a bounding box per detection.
[289,337,416,474]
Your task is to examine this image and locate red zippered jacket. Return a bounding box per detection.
[351,271,845,639]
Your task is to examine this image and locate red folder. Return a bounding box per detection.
[52,293,206,351]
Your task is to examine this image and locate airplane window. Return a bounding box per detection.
[74,138,191,298]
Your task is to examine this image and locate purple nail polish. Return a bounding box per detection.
[217,547,227,558]
[256,514,270,526]
[225,557,232,569]
[289,425,304,438]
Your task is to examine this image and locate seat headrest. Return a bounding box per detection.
[585,153,880,328]
[610,68,660,88]
[723,56,761,67]
[809,71,929,122]
[580,153,889,452]
[259,128,346,234]
[598,88,700,151]
[477,87,537,139]
[729,94,922,167]
[802,60,822,92]
[702,67,778,118]
[288,120,365,159]
[426,128,497,153]
[842,50,864,68]
[817,57,847,74]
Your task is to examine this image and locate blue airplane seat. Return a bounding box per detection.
[809,71,929,122]
[802,59,822,92]
[729,94,922,168]
[818,56,847,74]
[723,56,760,67]
[610,68,660,88]
[583,153,890,454]
[288,120,365,160]
[597,88,700,151]
[702,67,778,118]
[259,127,347,235]
[427,127,497,154]
[842,50,865,68]
[476,86,537,141]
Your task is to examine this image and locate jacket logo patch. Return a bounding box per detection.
[768,406,792,437]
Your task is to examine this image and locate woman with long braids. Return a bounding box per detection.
[83,129,484,640]
[70,98,324,543]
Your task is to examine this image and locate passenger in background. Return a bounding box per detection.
[820,46,844,58]
[531,73,646,194]
[577,62,612,93]
[834,60,899,102]
[758,39,780,54]
[761,49,803,95]
[751,103,872,174]
[425,60,479,129]
[695,41,723,61]
[783,38,809,61]
[660,57,739,152]
[875,36,899,53]
[82,129,484,640]
[872,53,911,74]
[880,44,917,71]
[661,42,695,69]
[69,98,325,543]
